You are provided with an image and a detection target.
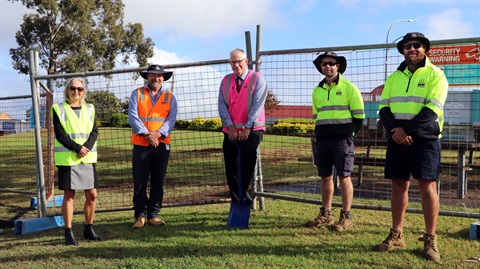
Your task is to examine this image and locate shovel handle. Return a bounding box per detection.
[235,140,245,199]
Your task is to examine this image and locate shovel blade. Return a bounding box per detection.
[226,201,251,229]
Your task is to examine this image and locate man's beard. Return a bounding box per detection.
[149,81,162,90]
[405,53,424,66]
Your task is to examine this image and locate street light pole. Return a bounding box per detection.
[385,19,413,81]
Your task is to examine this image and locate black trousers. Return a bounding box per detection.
[132,144,170,219]
[222,130,263,201]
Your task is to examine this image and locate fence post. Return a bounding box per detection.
[28,49,47,218]
[256,149,265,210]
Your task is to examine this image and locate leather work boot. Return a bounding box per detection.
[331,210,353,232]
[83,224,102,241]
[374,228,406,252]
[148,217,166,226]
[420,233,440,262]
[132,216,146,229]
[306,207,335,228]
[64,228,78,246]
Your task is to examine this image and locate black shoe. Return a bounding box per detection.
[65,228,78,246]
[83,224,102,241]
[242,191,253,203]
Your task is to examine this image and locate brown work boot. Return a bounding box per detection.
[306,207,335,228]
[132,216,145,229]
[374,228,406,251]
[331,210,353,231]
[148,217,166,226]
[420,233,440,262]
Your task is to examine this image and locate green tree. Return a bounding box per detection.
[25,108,31,121]
[9,0,154,76]
[120,96,129,115]
[85,90,121,123]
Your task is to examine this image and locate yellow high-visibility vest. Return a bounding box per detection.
[51,102,97,166]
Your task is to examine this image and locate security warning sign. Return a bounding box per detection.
[428,45,480,65]
[428,45,480,85]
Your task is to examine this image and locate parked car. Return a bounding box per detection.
[0,131,7,136]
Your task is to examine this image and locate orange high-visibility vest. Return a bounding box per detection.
[131,87,172,146]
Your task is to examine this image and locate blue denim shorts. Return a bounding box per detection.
[384,138,441,181]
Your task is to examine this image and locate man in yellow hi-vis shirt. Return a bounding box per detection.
[374,32,448,262]
[306,51,365,232]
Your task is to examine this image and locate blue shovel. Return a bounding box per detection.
[226,140,251,228]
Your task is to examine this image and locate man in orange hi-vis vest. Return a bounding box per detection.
[128,64,177,229]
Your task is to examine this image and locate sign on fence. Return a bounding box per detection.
[2,121,15,130]
[428,45,480,85]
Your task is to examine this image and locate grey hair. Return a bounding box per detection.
[229,48,247,59]
[63,77,87,103]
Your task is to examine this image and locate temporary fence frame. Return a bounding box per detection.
[2,26,480,234]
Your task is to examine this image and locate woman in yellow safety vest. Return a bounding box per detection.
[51,77,101,246]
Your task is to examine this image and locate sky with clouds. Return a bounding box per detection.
[0,0,479,98]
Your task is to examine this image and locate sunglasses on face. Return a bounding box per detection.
[69,86,85,92]
[321,61,337,67]
[403,42,422,50]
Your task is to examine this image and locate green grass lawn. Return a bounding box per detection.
[2,128,480,268]
[1,199,479,269]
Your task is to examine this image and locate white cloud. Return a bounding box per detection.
[123,0,280,41]
[0,2,39,97]
[0,1,30,49]
[2,0,478,100]
[291,0,317,13]
[426,9,474,39]
[150,47,192,65]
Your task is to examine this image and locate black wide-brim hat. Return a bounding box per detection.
[397,32,430,54]
[140,64,173,81]
[313,51,347,74]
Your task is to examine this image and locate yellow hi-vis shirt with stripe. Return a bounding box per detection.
[379,57,448,136]
[312,75,365,138]
[52,102,97,166]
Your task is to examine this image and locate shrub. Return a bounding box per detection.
[110,113,129,127]
[175,120,190,129]
[270,118,314,136]
[275,118,315,125]
[203,118,222,131]
[188,117,222,131]
[188,117,206,130]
